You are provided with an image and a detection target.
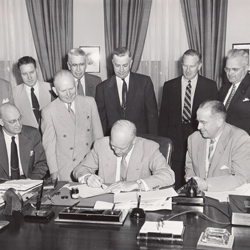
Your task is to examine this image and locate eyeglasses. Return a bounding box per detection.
[3,115,23,125]
[224,66,245,73]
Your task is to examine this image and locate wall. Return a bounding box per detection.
[73,0,107,80]
[225,0,250,53]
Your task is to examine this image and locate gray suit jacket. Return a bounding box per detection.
[13,81,52,128]
[73,137,175,190]
[41,95,103,181]
[0,78,13,104]
[185,123,250,191]
[0,126,48,179]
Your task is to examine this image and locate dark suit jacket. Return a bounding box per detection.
[95,72,158,135]
[219,73,250,135]
[159,75,218,161]
[85,73,102,98]
[0,126,48,179]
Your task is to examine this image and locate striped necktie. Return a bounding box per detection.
[120,155,128,181]
[182,80,192,123]
[225,84,236,110]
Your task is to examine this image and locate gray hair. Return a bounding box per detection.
[227,49,249,66]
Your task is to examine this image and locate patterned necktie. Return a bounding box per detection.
[11,136,20,179]
[225,84,236,110]
[182,80,192,123]
[31,87,40,124]
[207,139,215,176]
[120,155,128,181]
[68,103,76,123]
[77,79,84,95]
[121,79,127,117]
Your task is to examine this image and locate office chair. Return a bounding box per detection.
[138,134,173,166]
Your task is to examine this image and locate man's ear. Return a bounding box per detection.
[216,118,224,128]
[52,87,58,96]
[67,62,71,70]
[198,62,202,71]
[129,59,133,69]
[0,119,4,127]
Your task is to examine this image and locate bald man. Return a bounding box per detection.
[73,120,175,192]
[0,103,48,179]
[41,70,103,182]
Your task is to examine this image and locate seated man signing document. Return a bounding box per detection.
[73,120,175,192]
[185,100,250,192]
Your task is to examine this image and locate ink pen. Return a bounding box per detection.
[111,203,116,215]
[137,195,141,208]
[36,180,44,211]
[67,201,80,212]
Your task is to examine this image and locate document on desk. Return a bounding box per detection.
[0,179,42,192]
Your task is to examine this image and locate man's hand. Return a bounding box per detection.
[105,181,138,193]
[193,177,208,191]
[51,172,60,181]
[86,174,104,188]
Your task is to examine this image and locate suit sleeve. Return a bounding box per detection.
[142,143,175,190]
[145,77,158,135]
[29,129,48,179]
[95,83,108,135]
[90,97,104,140]
[41,108,58,175]
[158,82,169,136]
[206,134,250,191]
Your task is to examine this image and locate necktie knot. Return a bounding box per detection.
[11,136,15,142]
[31,87,34,92]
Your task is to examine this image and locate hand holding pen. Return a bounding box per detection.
[85,174,104,189]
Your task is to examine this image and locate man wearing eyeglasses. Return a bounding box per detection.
[67,48,102,98]
[185,100,250,192]
[219,49,250,135]
[73,120,175,192]
[0,103,48,180]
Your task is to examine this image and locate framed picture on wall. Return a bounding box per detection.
[79,46,100,73]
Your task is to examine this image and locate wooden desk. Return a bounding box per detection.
[1,192,250,249]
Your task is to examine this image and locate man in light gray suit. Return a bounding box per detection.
[67,48,102,98]
[41,70,103,181]
[13,56,52,129]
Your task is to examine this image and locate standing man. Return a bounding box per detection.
[95,47,158,136]
[0,103,48,180]
[13,56,52,129]
[0,78,13,105]
[41,70,103,181]
[159,49,218,189]
[67,48,102,98]
[219,49,250,134]
[185,100,250,192]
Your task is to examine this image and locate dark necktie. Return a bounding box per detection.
[120,155,128,181]
[68,103,76,123]
[121,79,127,117]
[77,79,84,95]
[182,80,192,123]
[31,87,40,124]
[11,136,20,180]
[225,84,236,110]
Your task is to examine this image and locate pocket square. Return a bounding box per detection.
[220,165,229,170]
[2,98,9,104]
[30,151,34,156]
[243,98,250,102]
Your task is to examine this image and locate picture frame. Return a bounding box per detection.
[79,46,100,73]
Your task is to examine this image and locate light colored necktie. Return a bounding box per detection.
[120,155,128,181]
[225,84,236,110]
[68,103,76,123]
[207,139,215,176]
[182,80,192,123]
[77,79,84,95]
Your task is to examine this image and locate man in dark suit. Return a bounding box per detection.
[0,103,48,179]
[67,48,102,98]
[0,78,13,105]
[95,47,158,136]
[159,49,218,189]
[219,49,250,135]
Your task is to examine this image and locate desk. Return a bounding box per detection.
[0,188,250,249]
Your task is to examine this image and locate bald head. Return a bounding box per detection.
[110,120,136,157]
[53,70,76,103]
[0,103,22,135]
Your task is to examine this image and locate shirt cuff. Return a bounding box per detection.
[78,174,91,184]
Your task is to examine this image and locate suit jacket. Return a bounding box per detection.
[0,78,14,104]
[85,73,102,98]
[0,126,48,179]
[73,137,175,190]
[219,73,250,135]
[95,72,158,136]
[159,75,218,161]
[185,123,250,192]
[41,95,103,181]
[13,81,52,128]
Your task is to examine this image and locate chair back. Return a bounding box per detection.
[138,134,173,165]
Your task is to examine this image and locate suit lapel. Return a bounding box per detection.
[108,76,123,114]
[0,128,9,177]
[85,74,94,97]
